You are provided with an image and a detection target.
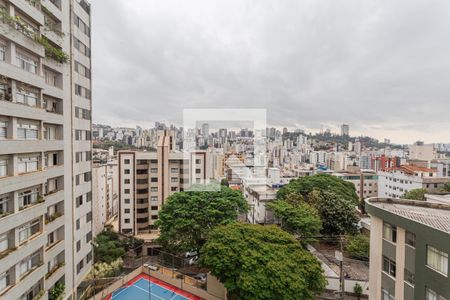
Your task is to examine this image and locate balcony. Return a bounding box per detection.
[0,263,45,300]
[45,262,64,287]
[45,212,64,233]
[44,189,64,206]
[0,199,45,233]
[0,139,64,155]
[45,239,64,258]
[0,59,45,88]
[0,233,46,275]
[42,29,63,47]
[0,23,45,57]
[0,100,64,124]
[9,0,45,25]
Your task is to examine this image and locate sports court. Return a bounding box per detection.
[106,274,203,300]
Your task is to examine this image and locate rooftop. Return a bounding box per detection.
[384,165,436,175]
[366,198,450,234]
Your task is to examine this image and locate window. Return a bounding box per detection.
[0,271,9,293]
[18,155,38,173]
[150,168,158,173]
[84,171,91,182]
[18,187,39,207]
[124,179,130,184]
[124,169,130,174]
[73,13,90,36]
[195,159,201,164]
[18,251,40,277]
[76,174,80,185]
[0,159,7,177]
[85,151,92,161]
[151,196,158,202]
[0,232,8,253]
[124,198,130,204]
[151,187,158,192]
[0,194,10,214]
[17,122,38,140]
[151,215,158,220]
[77,260,84,274]
[171,168,178,173]
[76,196,83,207]
[124,159,130,164]
[124,209,130,214]
[427,246,448,276]
[426,288,447,300]
[86,212,92,222]
[151,177,158,183]
[18,219,40,243]
[0,120,7,139]
[76,219,80,230]
[124,189,130,194]
[76,240,81,252]
[383,223,397,243]
[171,177,178,182]
[0,44,5,61]
[76,152,82,163]
[383,256,396,278]
[16,53,37,73]
[382,289,395,300]
[405,231,416,248]
[151,206,158,210]
[124,218,130,224]
[404,268,415,286]
[86,192,92,202]
[16,89,38,107]
[86,233,92,245]
[196,168,201,174]
[171,187,177,191]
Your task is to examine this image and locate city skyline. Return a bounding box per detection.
[92,0,450,144]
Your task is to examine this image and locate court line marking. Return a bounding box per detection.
[132,284,166,300]
[111,287,128,299]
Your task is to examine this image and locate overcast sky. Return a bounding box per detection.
[91,0,450,144]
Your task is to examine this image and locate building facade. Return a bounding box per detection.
[367,198,449,300]
[0,0,93,298]
[378,165,450,199]
[118,134,211,235]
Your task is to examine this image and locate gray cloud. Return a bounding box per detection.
[91,0,450,143]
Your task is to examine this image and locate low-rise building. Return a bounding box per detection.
[366,198,450,300]
[378,165,450,198]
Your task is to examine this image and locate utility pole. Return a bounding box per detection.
[339,236,345,296]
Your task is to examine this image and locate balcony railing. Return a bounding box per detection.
[45,262,65,279]
[45,211,62,224]
[19,195,45,211]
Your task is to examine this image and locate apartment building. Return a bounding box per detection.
[366,198,449,300]
[333,171,379,200]
[378,165,450,199]
[243,183,277,224]
[118,133,211,235]
[0,0,92,299]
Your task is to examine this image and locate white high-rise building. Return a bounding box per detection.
[0,0,93,298]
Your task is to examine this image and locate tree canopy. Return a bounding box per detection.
[345,234,370,261]
[94,230,126,263]
[277,174,359,205]
[200,223,326,300]
[402,188,427,201]
[309,190,359,235]
[156,185,248,252]
[267,197,322,240]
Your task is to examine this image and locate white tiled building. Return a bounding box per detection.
[0,0,93,298]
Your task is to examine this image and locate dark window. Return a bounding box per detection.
[124,159,130,164]
[383,256,396,277]
[151,177,158,183]
[124,179,130,184]
[124,169,130,174]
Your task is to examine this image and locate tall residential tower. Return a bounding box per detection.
[0,0,93,298]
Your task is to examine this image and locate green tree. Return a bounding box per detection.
[200,223,326,300]
[345,234,370,261]
[440,183,450,193]
[267,200,321,240]
[220,178,229,187]
[156,185,248,252]
[309,190,359,235]
[277,174,359,205]
[93,230,126,263]
[353,283,363,300]
[402,188,427,201]
[49,282,65,300]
